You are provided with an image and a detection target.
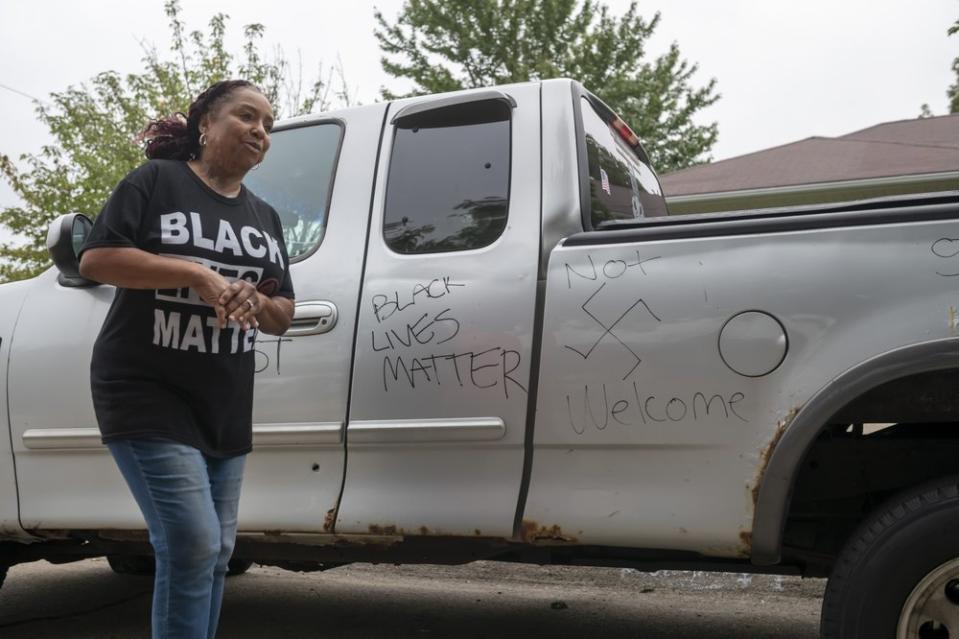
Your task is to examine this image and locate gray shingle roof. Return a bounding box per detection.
[660,113,959,196]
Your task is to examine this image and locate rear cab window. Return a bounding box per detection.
[580,94,667,228]
[383,98,511,254]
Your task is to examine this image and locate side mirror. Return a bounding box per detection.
[46,213,98,287]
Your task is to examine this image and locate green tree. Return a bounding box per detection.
[0,0,352,282]
[923,17,959,117]
[374,0,719,172]
[949,18,959,113]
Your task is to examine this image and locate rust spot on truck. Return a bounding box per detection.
[236,531,401,549]
[520,520,578,544]
[741,406,801,555]
[368,524,399,535]
[365,523,439,536]
[750,406,800,509]
[323,508,336,532]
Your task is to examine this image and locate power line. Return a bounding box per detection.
[0,82,44,103]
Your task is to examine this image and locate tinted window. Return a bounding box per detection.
[581,97,666,227]
[244,123,341,260]
[383,100,510,254]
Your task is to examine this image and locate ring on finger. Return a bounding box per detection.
[246,299,255,311]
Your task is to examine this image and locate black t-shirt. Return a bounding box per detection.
[80,159,295,457]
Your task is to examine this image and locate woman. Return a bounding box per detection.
[78,79,295,638]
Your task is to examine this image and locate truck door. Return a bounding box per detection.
[7,104,385,533]
[335,86,541,537]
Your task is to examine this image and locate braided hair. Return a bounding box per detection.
[138,80,259,161]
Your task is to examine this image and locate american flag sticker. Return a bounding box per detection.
[600,168,611,195]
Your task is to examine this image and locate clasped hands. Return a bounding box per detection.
[194,268,261,330]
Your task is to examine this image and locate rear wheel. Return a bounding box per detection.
[897,557,959,637]
[821,477,959,638]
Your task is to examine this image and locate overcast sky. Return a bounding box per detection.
[0,0,956,244]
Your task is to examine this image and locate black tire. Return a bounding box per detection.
[106,554,155,576]
[821,476,959,638]
[0,564,7,590]
[226,558,253,576]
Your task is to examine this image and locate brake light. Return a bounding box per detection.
[611,117,639,147]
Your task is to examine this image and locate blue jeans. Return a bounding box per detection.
[107,438,246,639]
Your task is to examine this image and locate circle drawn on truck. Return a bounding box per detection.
[718,311,789,378]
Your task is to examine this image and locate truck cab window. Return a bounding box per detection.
[244,123,342,261]
[581,96,667,227]
[383,100,511,254]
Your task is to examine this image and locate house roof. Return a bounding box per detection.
[660,113,959,197]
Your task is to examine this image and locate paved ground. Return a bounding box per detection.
[0,558,826,638]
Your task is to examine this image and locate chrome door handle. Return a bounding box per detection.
[286,301,337,336]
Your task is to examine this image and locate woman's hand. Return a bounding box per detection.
[191,267,233,328]
[217,280,261,330]
[212,278,294,335]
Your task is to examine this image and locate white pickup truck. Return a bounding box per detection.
[3,79,959,638]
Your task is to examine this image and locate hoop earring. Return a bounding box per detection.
[199,133,208,147]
